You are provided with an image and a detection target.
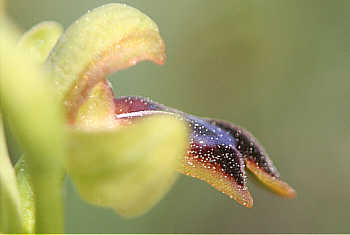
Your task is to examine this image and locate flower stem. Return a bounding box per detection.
[28,156,66,234]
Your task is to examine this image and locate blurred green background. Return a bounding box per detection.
[5,0,350,233]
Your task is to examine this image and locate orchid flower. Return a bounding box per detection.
[0,3,295,234]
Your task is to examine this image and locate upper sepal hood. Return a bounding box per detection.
[44,3,165,124]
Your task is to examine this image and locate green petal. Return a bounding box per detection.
[44,3,165,122]
[67,115,188,217]
[0,114,24,234]
[16,21,63,65]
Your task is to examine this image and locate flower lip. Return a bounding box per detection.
[113,96,297,207]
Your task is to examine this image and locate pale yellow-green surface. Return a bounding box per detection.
[6,0,350,233]
[75,81,117,129]
[0,114,24,233]
[15,21,63,65]
[14,157,35,234]
[1,11,66,233]
[68,115,188,217]
[44,3,165,117]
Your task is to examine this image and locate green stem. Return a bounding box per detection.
[27,155,66,234]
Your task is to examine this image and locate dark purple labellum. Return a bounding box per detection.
[114,96,296,207]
